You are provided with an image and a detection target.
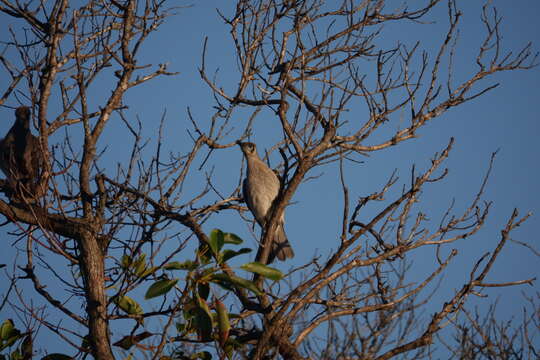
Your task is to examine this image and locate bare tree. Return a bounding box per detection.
[0,1,537,359]
[438,295,539,359]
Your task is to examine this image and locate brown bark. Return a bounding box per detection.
[79,231,114,359]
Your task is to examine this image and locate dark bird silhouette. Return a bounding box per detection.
[0,106,45,200]
[239,142,294,262]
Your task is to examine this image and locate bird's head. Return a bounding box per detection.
[15,106,30,122]
[238,141,257,157]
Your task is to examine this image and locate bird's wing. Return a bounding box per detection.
[0,138,7,175]
[242,177,255,217]
[0,133,17,178]
[28,135,43,175]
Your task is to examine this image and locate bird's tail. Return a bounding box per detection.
[270,224,294,262]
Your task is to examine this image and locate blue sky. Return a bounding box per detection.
[0,0,538,356]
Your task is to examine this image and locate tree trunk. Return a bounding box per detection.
[79,231,114,359]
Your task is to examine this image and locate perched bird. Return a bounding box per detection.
[0,106,44,199]
[239,141,294,262]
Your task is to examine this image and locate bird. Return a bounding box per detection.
[0,106,45,200]
[238,141,294,262]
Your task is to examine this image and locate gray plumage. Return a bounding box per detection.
[239,142,294,262]
[0,106,44,199]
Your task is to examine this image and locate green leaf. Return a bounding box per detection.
[0,320,21,351]
[113,336,134,350]
[193,351,212,360]
[199,267,218,279]
[196,294,212,320]
[182,300,197,321]
[145,279,178,299]
[115,295,143,315]
[198,244,212,265]
[133,254,148,277]
[3,332,21,348]
[192,307,212,342]
[40,354,73,360]
[138,266,158,279]
[197,282,210,300]
[209,276,234,292]
[222,248,252,263]
[209,229,225,256]
[214,299,230,346]
[21,334,32,358]
[113,332,152,350]
[120,254,131,269]
[240,262,284,281]
[164,260,198,271]
[223,232,243,245]
[81,335,90,351]
[224,341,234,360]
[10,349,22,360]
[210,273,262,295]
[175,322,186,333]
[0,319,15,340]
[193,293,214,342]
